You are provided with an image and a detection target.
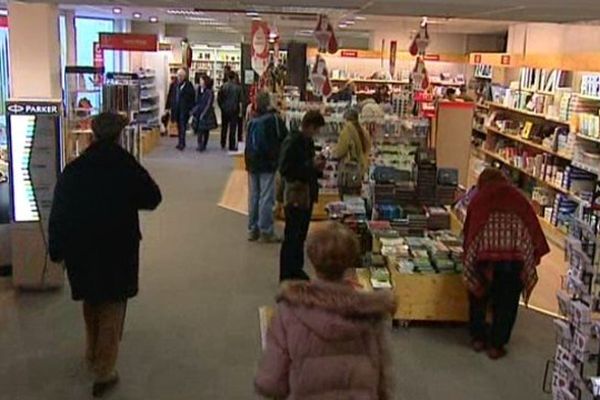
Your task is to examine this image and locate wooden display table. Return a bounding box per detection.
[232,153,245,170]
[141,127,160,155]
[389,267,469,326]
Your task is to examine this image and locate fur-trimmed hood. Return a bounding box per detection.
[277,280,397,341]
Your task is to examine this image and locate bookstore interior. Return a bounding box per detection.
[2,2,600,398]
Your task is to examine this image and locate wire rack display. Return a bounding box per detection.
[103,72,142,160]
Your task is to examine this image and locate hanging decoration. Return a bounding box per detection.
[310,54,332,98]
[409,17,430,56]
[411,56,429,91]
[251,20,270,75]
[314,14,338,54]
[181,38,193,69]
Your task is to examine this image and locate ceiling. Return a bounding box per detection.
[35,0,600,24]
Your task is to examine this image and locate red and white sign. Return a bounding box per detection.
[389,41,397,77]
[423,54,440,61]
[251,21,270,75]
[98,33,157,52]
[93,42,104,85]
[341,50,358,58]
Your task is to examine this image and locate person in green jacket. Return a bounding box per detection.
[332,109,370,196]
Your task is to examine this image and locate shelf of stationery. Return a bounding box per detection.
[478,147,585,203]
[487,102,570,125]
[485,125,572,160]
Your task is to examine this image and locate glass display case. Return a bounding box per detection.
[64,66,104,164]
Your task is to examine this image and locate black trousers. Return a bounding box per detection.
[469,261,523,348]
[279,205,312,282]
[177,114,189,148]
[221,113,239,150]
[197,129,210,150]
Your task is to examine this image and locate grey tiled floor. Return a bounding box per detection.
[0,138,552,399]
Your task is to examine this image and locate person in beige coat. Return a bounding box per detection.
[332,109,370,197]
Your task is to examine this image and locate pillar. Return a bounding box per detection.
[8,1,63,289]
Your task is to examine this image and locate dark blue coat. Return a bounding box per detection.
[192,87,217,132]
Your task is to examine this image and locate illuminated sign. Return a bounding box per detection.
[7,101,61,223]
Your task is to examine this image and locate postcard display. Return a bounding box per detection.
[6,100,64,288]
[549,207,600,400]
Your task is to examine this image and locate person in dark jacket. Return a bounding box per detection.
[245,92,288,243]
[278,110,326,281]
[218,70,243,151]
[192,74,218,152]
[49,112,162,397]
[168,68,195,151]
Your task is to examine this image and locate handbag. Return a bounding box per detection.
[283,179,311,209]
[338,161,362,192]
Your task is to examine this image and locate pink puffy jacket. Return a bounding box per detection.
[255,280,396,400]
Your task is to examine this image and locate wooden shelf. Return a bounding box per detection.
[487,102,570,125]
[485,126,572,160]
[330,78,408,85]
[576,93,600,101]
[480,148,584,202]
[576,132,600,144]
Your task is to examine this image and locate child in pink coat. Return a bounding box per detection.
[255,222,397,399]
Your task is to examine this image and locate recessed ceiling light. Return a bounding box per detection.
[133,12,142,19]
[338,23,347,28]
[251,16,262,21]
[345,20,355,25]
[112,7,122,14]
[149,16,158,23]
[185,16,215,22]
[246,11,259,17]
[354,15,366,21]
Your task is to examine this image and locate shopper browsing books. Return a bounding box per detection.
[255,222,396,399]
[48,112,162,397]
[278,110,326,281]
[463,167,550,359]
[192,74,218,152]
[245,92,288,243]
[168,68,195,151]
[332,108,371,197]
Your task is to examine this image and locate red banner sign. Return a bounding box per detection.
[98,33,157,52]
[423,54,440,61]
[0,16,7,28]
[251,20,270,75]
[389,41,397,77]
[341,50,358,58]
[501,55,511,65]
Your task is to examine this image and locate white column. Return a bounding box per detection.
[8,1,63,289]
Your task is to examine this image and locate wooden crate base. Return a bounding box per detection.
[390,267,469,324]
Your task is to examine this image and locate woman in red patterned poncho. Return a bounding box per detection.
[463,168,550,359]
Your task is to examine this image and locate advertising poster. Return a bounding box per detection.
[389,40,397,77]
[251,21,270,75]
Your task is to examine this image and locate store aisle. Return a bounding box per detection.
[0,139,554,400]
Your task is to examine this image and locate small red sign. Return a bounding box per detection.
[423,54,440,61]
[341,50,358,58]
[501,55,511,65]
[99,33,158,52]
[93,42,104,84]
[474,54,482,64]
[0,16,8,28]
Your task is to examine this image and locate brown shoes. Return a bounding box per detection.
[487,347,507,360]
[92,371,119,398]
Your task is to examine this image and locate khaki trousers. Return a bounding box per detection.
[83,301,127,382]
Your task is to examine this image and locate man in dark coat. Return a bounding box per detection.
[217,70,243,151]
[169,68,195,151]
[278,110,326,281]
[49,112,162,397]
